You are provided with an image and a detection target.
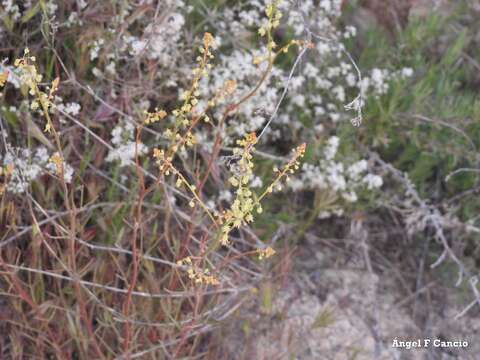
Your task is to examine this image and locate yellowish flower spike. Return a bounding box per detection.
[0,69,8,87]
[219,137,306,246]
[177,257,219,286]
[255,0,314,68]
[0,164,14,195]
[223,79,237,96]
[218,133,259,246]
[14,48,59,133]
[50,77,60,98]
[203,32,215,49]
[49,154,64,176]
[144,108,167,125]
[258,246,276,260]
[6,164,14,175]
[155,31,217,168]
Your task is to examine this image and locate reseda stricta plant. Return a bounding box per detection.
[219,133,259,245]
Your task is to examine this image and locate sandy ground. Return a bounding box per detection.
[221,230,480,360]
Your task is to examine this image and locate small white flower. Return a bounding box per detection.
[130,39,147,56]
[58,102,81,116]
[219,190,233,202]
[77,0,88,9]
[363,174,383,189]
[401,67,414,77]
[250,176,263,188]
[324,136,340,160]
[342,191,358,203]
[89,39,105,61]
[347,160,368,180]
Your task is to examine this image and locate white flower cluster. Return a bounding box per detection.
[63,1,88,28]
[2,0,21,21]
[57,101,81,116]
[1,146,73,194]
[288,136,383,218]
[88,0,191,77]
[360,67,414,97]
[1,0,57,21]
[105,119,147,167]
[54,100,81,124]
[143,12,186,62]
[65,11,83,27]
[45,0,57,16]
[121,9,186,63]
[90,39,105,61]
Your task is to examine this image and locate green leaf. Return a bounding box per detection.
[25,116,54,149]
[312,307,336,329]
[38,0,47,12]
[260,282,273,314]
[2,14,14,32]
[21,2,41,23]
[441,29,468,67]
[2,108,19,127]
[241,320,250,336]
